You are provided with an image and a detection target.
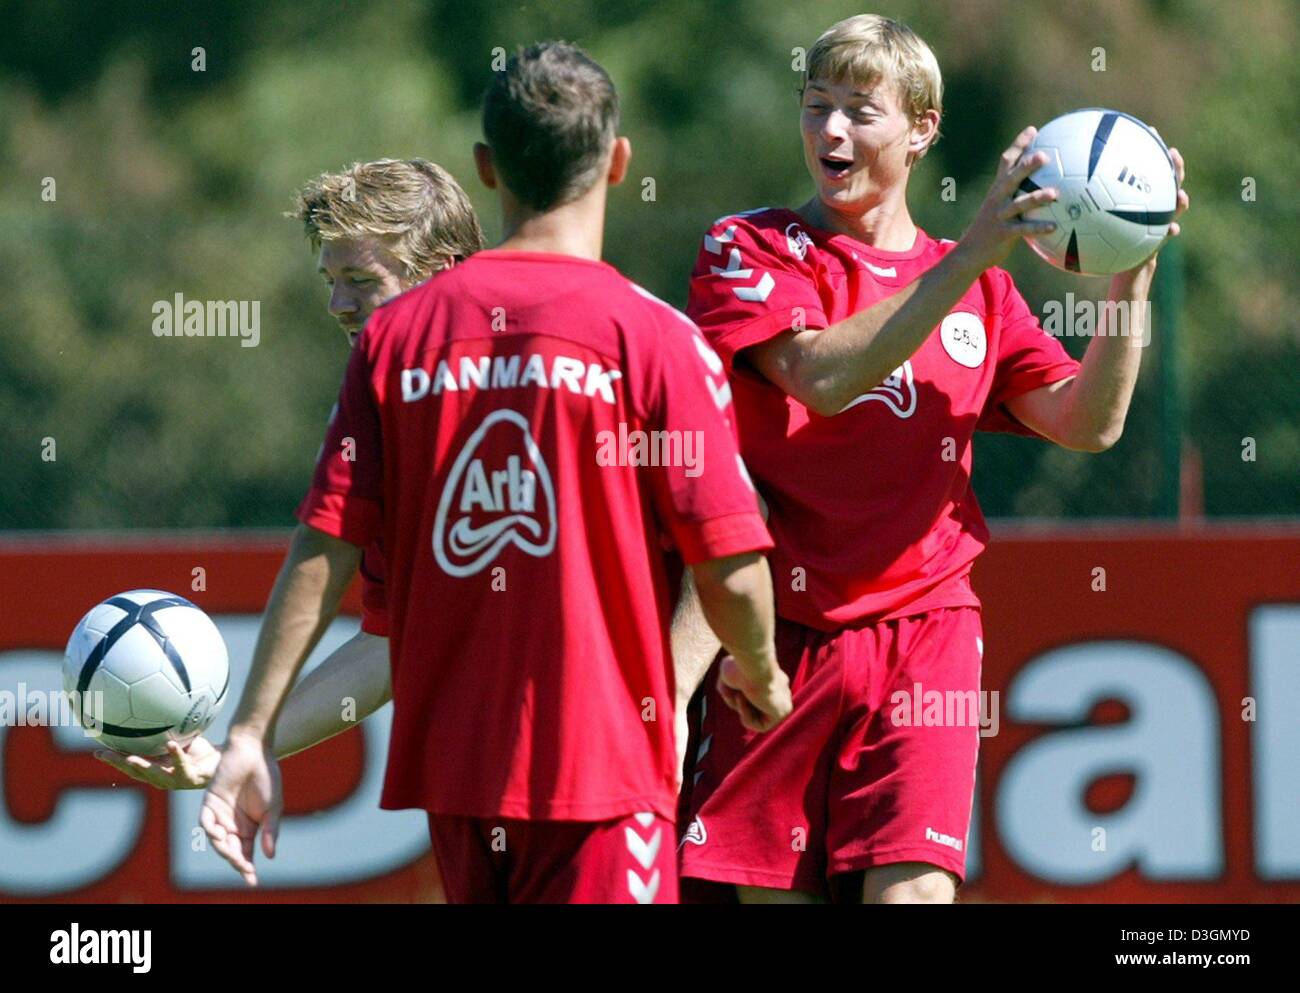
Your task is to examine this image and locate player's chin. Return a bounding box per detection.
[818,183,868,212]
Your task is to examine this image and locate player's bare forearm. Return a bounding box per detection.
[753,246,986,416]
[1007,267,1153,451]
[272,630,391,758]
[671,568,721,705]
[689,552,778,679]
[227,523,362,748]
[754,131,1061,416]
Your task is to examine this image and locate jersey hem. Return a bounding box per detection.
[828,844,967,884]
[381,793,678,824]
[296,488,381,549]
[679,859,823,894]
[676,511,774,565]
[359,612,389,637]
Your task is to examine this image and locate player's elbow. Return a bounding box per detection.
[803,381,851,418]
[757,337,847,417]
[792,359,850,417]
[778,362,853,417]
[1070,423,1123,453]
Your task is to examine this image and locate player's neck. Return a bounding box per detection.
[797,191,917,252]
[496,190,607,262]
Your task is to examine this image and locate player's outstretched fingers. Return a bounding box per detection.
[95,749,148,783]
[212,830,258,887]
[1005,149,1051,196]
[1170,146,1185,185]
[262,802,281,860]
[1000,127,1038,172]
[1000,187,1057,222]
[223,804,262,885]
[199,792,233,844]
[1168,147,1189,237]
[199,796,257,885]
[166,741,200,788]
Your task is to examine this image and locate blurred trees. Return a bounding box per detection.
[0,0,1295,528]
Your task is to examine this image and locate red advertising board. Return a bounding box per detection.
[1,526,1297,902]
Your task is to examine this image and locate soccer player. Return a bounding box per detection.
[677,14,1188,903]
[198,41,790,904]
[95,158,485,788]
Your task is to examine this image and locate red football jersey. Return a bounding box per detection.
[314,404,390,637]
[357,544,388,636]
[297,249,771,822]
[686,208,1080,631]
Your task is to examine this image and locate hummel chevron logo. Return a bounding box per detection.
[704,225,774,303]
[627,868,661,904]
[695,733,712,760]
[625,825,663,870]
[703,224,737,254]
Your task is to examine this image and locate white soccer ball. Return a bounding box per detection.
[1022,108,1177,275]
[62,589,230,756]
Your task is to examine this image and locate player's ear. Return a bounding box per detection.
[473,142,497,190]
[907,110,941,164]
[606,136,632,187]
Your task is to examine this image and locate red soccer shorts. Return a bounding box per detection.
[427,811,678,904]
[680,607,983,898]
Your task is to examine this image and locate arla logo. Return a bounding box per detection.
[680,816,708,848]
[840,360,917,418]
[432,409,557,577]
[784,222,813,260]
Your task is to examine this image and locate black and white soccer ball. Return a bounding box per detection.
[63,589,230,756]
[1022,108,1178,275]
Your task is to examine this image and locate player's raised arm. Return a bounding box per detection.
[745,129,1059,416]
[1003,146,1189,451]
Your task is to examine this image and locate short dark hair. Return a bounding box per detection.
[482,41,619,211]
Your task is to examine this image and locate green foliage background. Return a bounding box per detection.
[1,0,1295,529]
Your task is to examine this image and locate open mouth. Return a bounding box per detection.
[820,156,853,180]
[346,330,360,346]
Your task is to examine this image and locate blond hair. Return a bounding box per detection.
[291,159,485,281]
[804,15,944,158]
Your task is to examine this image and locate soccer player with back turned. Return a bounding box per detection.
[199,42,791,904]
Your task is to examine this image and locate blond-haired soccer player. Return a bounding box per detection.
[95,158,484,789]
[678,14,1188,903]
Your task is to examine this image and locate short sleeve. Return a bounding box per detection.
[295,339,384,546]
[685,214,828,375]
[639,304,772,565]
[977,268,1082,436]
